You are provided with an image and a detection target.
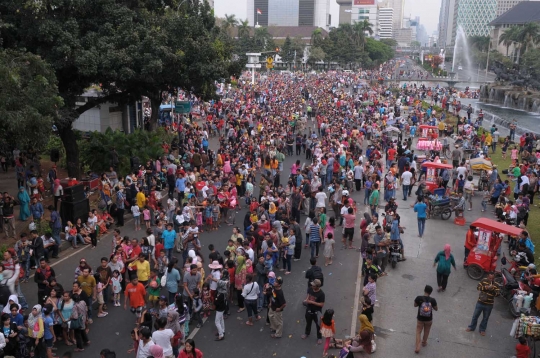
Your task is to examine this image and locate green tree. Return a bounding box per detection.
[516,22,540,62]
[469,35,490,52]
[499,25,521,57]
[253,27,273,51]
[238,19,251,38]
[0,50,63,151]
[380,38,398,47]
[307,46,325,67]
[311,28,324,47]
[281,36,293,64]
[0,0,232,178]
[411,40,421,47]
[222,14,239,37]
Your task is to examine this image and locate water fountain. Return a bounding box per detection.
[452,25,473,73]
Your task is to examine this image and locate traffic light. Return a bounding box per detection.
[266,57,273,69]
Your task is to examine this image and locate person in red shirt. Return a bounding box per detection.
[516,336,531,358]
[387,146,397,169]
[124,276,146,323]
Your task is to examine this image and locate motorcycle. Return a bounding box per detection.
[388,241,403,269]
[498,267,533,317]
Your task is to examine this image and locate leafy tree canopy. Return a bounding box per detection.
[0,49,63,151]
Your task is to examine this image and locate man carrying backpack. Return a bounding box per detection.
[413,285,438,354]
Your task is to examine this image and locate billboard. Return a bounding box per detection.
[354,0,375,5]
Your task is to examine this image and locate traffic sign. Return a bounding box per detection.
[245,64,262,68]
[175,101,191,114]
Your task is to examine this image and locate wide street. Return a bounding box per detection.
[15,125,519,358]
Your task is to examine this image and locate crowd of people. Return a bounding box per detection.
[0,58,538,358]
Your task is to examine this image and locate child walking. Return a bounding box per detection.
[481,188,490,212]
[322,233,335,266]
[320,309,336,357]
[201,282,212,318]
[131,204,141,231]
[143,206,151,229]
[111,270,123,306]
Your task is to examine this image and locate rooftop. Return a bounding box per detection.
[489,1,540,26]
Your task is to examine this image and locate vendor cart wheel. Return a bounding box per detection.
[440,208,452,220]
[467,264,484,280]
[509,300,520,318]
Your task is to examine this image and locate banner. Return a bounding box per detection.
[354,0,375,5]
[477,228,491,252]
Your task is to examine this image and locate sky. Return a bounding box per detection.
[214,0,443,34]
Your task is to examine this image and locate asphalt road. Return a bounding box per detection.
[19,120,519,358]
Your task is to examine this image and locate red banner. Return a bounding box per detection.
[354,0,375,5]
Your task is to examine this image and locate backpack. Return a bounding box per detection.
[419,297,433,318]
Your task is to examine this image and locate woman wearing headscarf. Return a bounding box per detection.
[2,294,21,314]
[149,344,164,358]
[52,179,63,212]
[433,244,457,292]
[166,310,182,357]
[234,256,247,313]
[70,294,89,351]
[17,187,31,221]
[347,314,375,354]
[27,304,45,356]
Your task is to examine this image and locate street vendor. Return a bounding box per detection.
[452,192,465,217]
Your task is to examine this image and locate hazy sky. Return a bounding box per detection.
[404,0,442,35]
[215,0,443,34]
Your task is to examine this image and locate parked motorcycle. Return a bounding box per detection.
[496,267,533,317]
[388,242,403,269]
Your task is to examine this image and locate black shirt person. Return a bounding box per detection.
[301,279,325,343]
[413,285,438,354]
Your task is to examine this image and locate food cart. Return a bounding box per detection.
[421,162,453,193]
[465,218,523,280]
[469,157,493,191]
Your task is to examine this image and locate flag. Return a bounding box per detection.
[257,8,262,15]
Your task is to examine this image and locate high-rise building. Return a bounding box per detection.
[248,0,330,28]
[350,0,378,33]
[336,0,352,24]
[381,0,404,30]
[452,0,497,41]
[495,0,540,16]
[378,7,394,38]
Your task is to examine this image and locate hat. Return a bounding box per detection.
[342,190,349,196]
[311,279,322,288]
[268,271,276,278]
[208,260,223,269]
[282,237,289,245]
[276,277,284,285]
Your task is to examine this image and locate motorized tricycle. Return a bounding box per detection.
[465,218,523,280]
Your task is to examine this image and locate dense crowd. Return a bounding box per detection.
[0,60,539,358]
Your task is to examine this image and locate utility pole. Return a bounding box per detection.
[485,40,491,80]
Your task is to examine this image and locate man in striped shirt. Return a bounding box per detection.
[465,272,500,336]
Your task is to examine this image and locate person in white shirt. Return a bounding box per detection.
[314,186,327,208]
[401,169,413,201]
[135,328,155,358]
[151,317,174,357]
[456,165,467,179]
[353,163,364,191]
[166,197,178,223]
[241,273,261,325]
[243,241,255,262]
[131,205,141,231]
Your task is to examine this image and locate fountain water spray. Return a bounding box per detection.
[452,25,473,72]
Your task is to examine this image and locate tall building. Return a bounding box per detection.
[248,0,330,28]
[351,0,378,33]
[452,0,497,40]
[378,7,394,38]
[336,0,352,24]
[495,0,540,16]
[381,0,404,30]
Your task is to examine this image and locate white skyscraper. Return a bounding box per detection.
[378,7,394,38]
[381,0,404,30]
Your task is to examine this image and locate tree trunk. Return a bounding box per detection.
[148,92,162,131]
[58,125,80,179]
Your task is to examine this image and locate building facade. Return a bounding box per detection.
[378,7,394,38]
[249,0,330,28]
[453,0,497,40]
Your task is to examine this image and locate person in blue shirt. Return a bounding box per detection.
[413,199,428,238]
[175,175,186,204]
[43,304,56,355]
[162,223,177,262]
[519,230,535,254]
[8,303,24,328]
[490,179,504,205]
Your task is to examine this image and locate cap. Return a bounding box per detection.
[268,271,276,278]
[276,277,283,285]
[159,295,167,300]
[311,279,322,288]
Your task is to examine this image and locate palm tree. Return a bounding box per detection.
[517,22,540,54]
[353,20,373,51]
[311,28,324,46]
[222,14,239,37]
[254,27,272,50]
[469,35,490,52]
[238,19,250,38]
[499,25,521,57]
